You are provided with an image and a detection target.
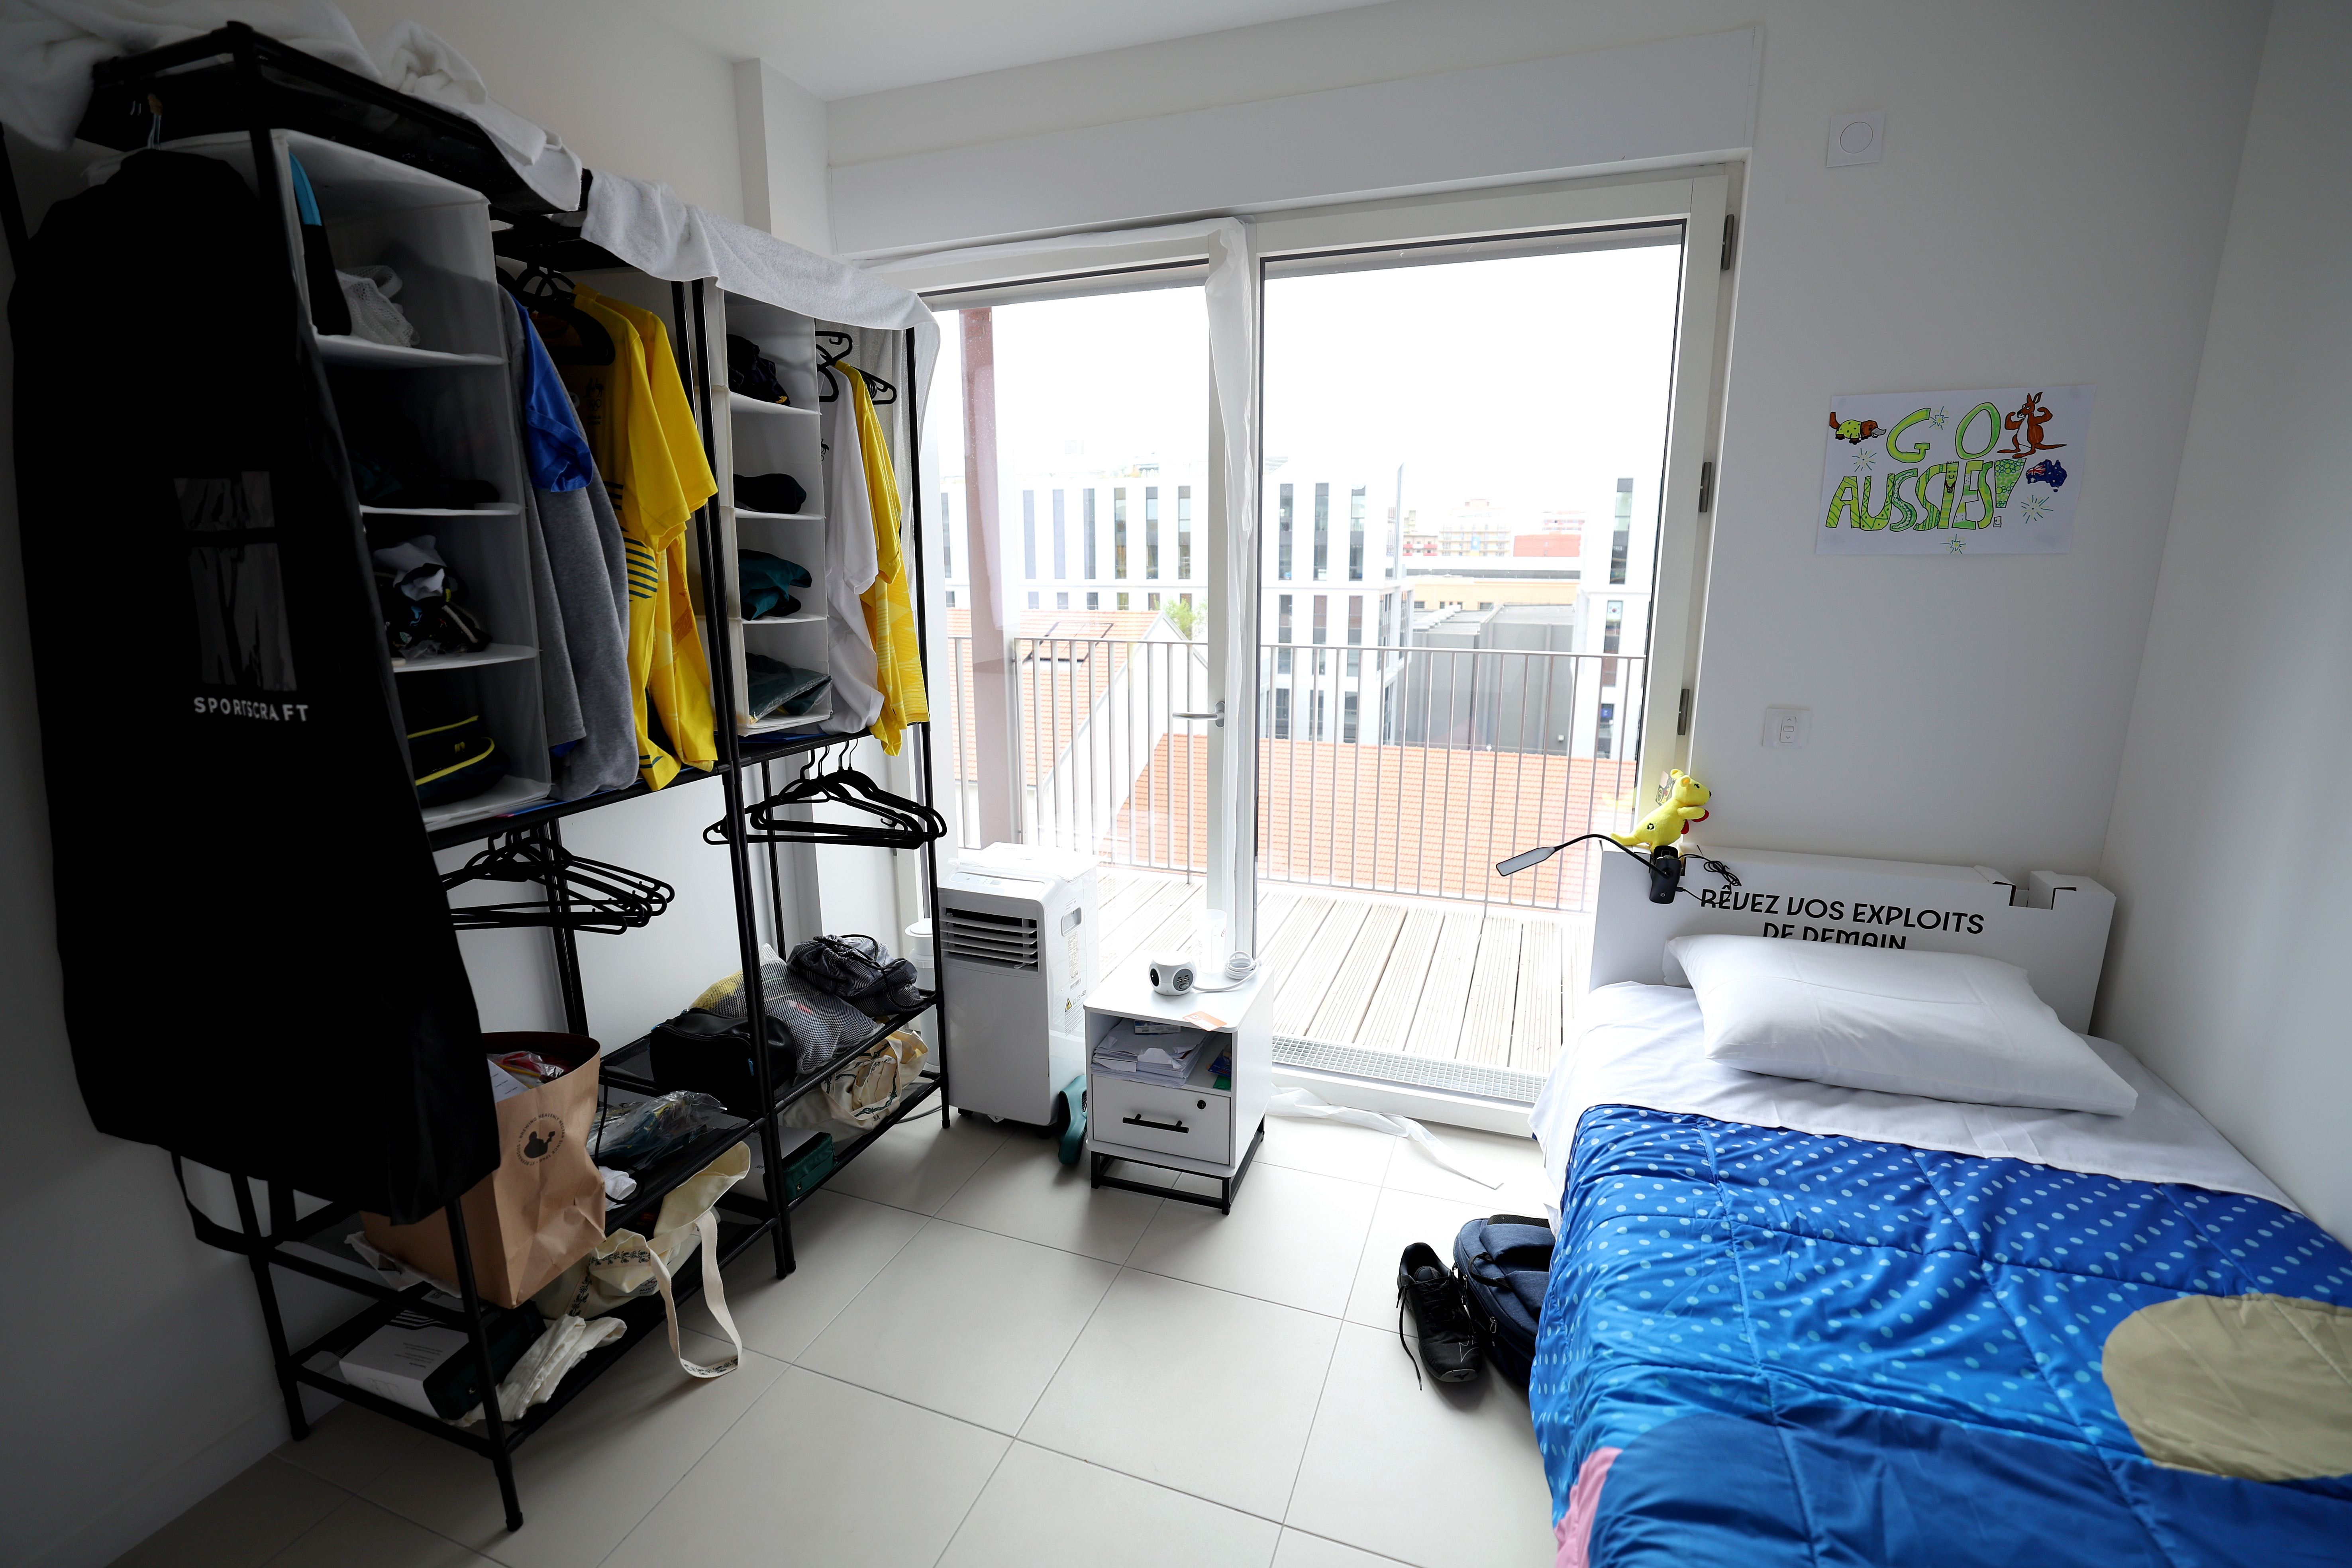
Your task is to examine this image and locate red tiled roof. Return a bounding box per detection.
[1104,734,1649,910]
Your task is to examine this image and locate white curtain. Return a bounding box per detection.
[867,219,1263,950]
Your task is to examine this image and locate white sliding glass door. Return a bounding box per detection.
[886,175,1730,1111]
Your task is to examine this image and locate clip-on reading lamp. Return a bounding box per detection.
[1495,835,1688,903]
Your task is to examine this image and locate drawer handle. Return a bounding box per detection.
[1121,1113,1188,1135]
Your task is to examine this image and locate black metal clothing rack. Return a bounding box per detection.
[3,24,952,1535]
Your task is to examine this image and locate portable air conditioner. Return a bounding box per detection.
[938,844,1099,1125]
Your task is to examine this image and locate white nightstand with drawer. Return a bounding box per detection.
[1082,969,1272,1214]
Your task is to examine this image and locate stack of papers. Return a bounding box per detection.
[1092,1019,1211,1086]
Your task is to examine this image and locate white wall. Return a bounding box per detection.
[831,0,2268,879]
[828,29,1760,255]
[736,60,835,255]
[0,8,816,1562]
[339,0,747,220]
[2096,0,2352,1243]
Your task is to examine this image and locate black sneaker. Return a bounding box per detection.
[1396,1241,1482,1386]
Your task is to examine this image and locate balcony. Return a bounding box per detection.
[940,625,1650,1100]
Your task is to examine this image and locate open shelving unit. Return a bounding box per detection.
[84,121,563,837]
[21,22,956,1537]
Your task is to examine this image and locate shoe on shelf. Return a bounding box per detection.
[1396,1241,1483,1387]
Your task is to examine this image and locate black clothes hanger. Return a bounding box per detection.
[707,743,946,849]
[503,264,615,366]
[442,829,675,934]
[814,331,846,403]
[814,330,897,406]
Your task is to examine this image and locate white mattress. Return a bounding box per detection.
[1532,982,2294,1227]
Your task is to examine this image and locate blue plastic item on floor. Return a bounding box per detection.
[1057,1075,1087,1165]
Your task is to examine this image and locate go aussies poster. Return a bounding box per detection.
[1815,384,2091,555]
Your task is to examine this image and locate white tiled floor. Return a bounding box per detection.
[117,1115,1554,1568]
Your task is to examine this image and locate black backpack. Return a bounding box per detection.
[1452,1215,1555,1385]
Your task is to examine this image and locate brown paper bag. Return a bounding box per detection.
[364,1033,607,1308]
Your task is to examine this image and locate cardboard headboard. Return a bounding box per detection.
[1589,845,2117,1032]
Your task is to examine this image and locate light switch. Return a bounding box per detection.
[1762,707,1812,749]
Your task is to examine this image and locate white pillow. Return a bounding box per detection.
[1667,935,2137,1116]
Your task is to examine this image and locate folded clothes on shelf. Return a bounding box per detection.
[727,335,789,404]
[738,550,812,620]
[335,265,420,347]
[374,535,492,662]
[734,471,806,515]
[339,375,500,510]
[1092,1019,1212,1086]
[745,654,829,721]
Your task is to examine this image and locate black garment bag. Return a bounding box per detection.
[10,151,496,1223]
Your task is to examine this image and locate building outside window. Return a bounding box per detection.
[1051,490,1067,579]
[1313,594,1328,677]
[1597,700,1616,758]
[1148,592,1160,610]
[940,492,953,577]
[1343,690,1359,743]
[1177,486,1192,580]
[1602,598,1623,689]
[1086,591,1099,609]
[1610,477,1632,585]
[1145,486,1159,579]
[1274,687,1291,739]
[1026,591,1039,608]
[1022,490,1036,579]
[1117,591,1130,610]
[1277,593,1293,673]
[1278,483,1294,580]
[1314,482,1330,580]
[1349,486,1365,580]
[1056,592,1069,609]
[1114,488,1128,578]
[1083,489,1097,578]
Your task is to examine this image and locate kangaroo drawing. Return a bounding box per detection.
[2000,392,2065,457]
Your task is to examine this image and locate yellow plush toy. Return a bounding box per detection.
[1614,769,1711,854]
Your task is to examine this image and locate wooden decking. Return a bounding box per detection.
[1091,868,1590,1076]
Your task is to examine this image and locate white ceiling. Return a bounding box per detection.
[629,0,1389,101]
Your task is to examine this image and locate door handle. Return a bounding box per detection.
[1173,700,1225,728]
[1122,1113,1189,1134]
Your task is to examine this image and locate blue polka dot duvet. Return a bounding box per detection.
[1533,1104,2352,1567]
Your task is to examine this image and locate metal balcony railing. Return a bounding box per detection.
[940,637,1649,912]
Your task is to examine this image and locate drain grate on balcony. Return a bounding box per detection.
[1273,1036,1547,1105]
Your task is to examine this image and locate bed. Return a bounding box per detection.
[1525,849,2352,1567]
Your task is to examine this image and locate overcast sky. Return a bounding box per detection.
[920,236,1682,571]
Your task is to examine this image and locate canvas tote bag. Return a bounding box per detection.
[364,1034,606,1308]
[533,1142,750,1378]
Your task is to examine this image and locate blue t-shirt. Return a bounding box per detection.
[509,293,595,492]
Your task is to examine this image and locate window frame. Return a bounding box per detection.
[1250,173,1732,788]
[893,168,1736,911]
